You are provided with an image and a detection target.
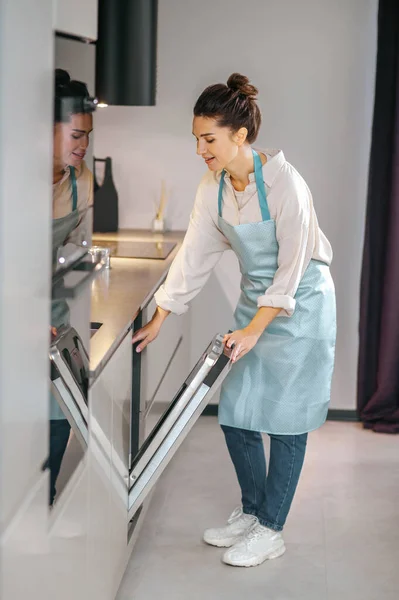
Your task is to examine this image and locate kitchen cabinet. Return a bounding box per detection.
[109,334,133,595]
[87,360,113,600]
[48,464,89,600]
[140,297,188,414]
[1,473,49,600]
[54,0,98,41]
[87,330,132,599]
[0,0,53,528]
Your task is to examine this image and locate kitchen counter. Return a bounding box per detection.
[90,229,185,380]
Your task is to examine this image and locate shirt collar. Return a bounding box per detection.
[218,148,285,188]
[53,163,83,187]
[251,148,285,187]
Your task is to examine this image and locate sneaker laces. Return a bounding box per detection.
[227,507,243,523]
[227,507,256,526]
[244,523,272,544]
[227,506,251,525]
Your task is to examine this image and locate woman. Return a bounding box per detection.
[48,69,94,506]
[52,68,93,259]
[132,73,336,567]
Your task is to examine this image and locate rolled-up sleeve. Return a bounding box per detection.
[257,172,315,317]
[155,177,229,314]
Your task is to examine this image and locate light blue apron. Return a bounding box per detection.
[218,151,336,435]
[51,167,79,328]
[50,167,79,420]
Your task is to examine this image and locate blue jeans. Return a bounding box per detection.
[221,425,308,532]
[42,419,71,506]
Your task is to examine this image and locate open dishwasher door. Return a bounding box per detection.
[128,334,232,520]
[49,326,90,449]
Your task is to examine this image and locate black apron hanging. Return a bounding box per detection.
[93,156,119,232]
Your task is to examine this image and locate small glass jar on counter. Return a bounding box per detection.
[88,246,111,269]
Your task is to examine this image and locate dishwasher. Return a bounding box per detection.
[50,326,90,449]
[51,328,232,522]
[128,333,232,520]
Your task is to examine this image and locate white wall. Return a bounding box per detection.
[0,0,54,526]
[94,0,378,410]
[0,0,54,596]
[54,0,98,41]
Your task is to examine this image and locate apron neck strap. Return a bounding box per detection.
[252,149,270,221]
[218,171,225,217]
[70,167,78,212]
[218,150,270,221]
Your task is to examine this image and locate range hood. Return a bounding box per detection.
[96,0,158,106]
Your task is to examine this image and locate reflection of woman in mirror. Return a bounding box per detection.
[52,68,93,251]
[47,69,94,506]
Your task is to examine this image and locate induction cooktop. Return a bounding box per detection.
[91,239,176,260]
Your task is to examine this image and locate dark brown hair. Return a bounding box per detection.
[193,73,262,144]
[54,69,91,123]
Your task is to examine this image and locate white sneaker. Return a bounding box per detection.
[222,523,286,567]
[203,507,258,548]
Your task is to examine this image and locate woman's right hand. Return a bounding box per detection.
[132,306,170,353]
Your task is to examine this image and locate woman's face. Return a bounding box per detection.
[53,113,93,170]
[193,116,241,171]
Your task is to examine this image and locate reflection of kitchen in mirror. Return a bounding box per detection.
[47,33,98,509]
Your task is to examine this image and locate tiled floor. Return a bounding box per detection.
[117,419,399,600]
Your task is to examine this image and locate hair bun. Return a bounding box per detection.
[55,68,71,88]
[227,73,258,99]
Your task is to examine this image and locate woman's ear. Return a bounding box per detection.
[233,127,248,146]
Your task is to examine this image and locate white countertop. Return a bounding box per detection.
[90,229,185,379]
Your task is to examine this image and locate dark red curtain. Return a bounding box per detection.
[357,0,399,433]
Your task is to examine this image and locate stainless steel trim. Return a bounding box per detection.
[128,354,231,520]
[130,364,208,482]
[129,334,226,484]
[49,328,89,422]
[128,385,208,518]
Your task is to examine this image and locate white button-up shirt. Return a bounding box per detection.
[155,149,333,317]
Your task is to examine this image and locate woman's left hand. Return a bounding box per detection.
[223,327,261,363]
